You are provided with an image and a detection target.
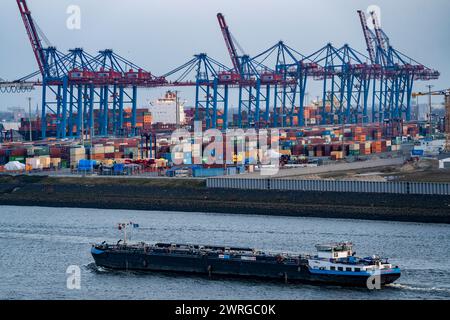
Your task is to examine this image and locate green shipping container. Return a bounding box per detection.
[34,147,50,156]
[9,156,26,163]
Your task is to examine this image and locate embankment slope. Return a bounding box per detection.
[0,175,449,223]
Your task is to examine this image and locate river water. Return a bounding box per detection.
[0,205,449,300]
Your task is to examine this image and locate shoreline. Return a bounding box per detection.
[1,175,449,224]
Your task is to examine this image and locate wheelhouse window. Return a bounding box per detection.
[355,268,361,272]
[346,267,352,272]
[330,266,336,271]
[337,267,343,271]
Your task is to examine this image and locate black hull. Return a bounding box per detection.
[92,249,400,288]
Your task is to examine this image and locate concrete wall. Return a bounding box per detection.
[207,177,450,195]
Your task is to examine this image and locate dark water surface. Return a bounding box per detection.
[0,206,449,300]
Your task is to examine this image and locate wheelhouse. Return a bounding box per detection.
[315,242,353,259]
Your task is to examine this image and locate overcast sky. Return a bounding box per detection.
[0,0,449,111]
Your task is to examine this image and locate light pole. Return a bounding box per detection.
[28,97,32,141]
[427,84,434,135]
[175,90,180,129]
[80,101,84,145]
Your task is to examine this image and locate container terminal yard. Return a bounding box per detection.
[2,1,450,306]
[1,0,449,223]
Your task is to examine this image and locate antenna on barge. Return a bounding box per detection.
[117,222,139,245]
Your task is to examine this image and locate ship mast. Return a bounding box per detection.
[118,222,139,245]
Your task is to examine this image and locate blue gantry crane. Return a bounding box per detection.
[1,2,441,137]
[305,43,373,125]
[250,41,313,128]
[15,0,166,139]
[357,10,440,124]
[163,53,231,130]
[217,13,267,129]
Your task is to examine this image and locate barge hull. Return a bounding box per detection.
[91,249,400,287]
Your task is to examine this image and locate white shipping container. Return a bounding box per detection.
[39,156,51,168]
[70,155,85,162]
[92,146,105,154]
[182,144,192,152]
[26,157,41,170]
[174,152,184,159]
[104,146,115,153]
[70,147,85,155]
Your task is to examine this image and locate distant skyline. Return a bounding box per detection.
[1,0,449,111]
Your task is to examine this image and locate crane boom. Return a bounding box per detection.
[16,0,46,75]
[357,10,376,64]
[369,11,387,65]
[217,13,241,73]
[370,11,385,50]
[413,90,450,97]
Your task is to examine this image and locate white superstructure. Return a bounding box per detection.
[308,242,394,274]
[148,91,185,124]
[412,139,445,156]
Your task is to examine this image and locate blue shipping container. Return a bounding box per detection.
[162,153,172,161]
[236,165,245,174]
[78,159,95,170]
[192,167,224,177]
[113,163,124,173]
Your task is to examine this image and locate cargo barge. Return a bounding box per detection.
[91,238,401,288]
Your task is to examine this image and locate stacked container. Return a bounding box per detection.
[70,146,85,168]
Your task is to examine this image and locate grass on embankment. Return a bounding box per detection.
[0,174,206,188]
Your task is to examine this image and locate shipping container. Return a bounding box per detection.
[192,167,225,177]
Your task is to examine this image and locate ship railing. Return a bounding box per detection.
[98,243,147,251]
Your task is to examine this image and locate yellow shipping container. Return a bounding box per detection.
[102,159,114,165]
[331,151,344,159]
[39,156,51,168]
[50,158,61,167]
[232,153,244,162]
